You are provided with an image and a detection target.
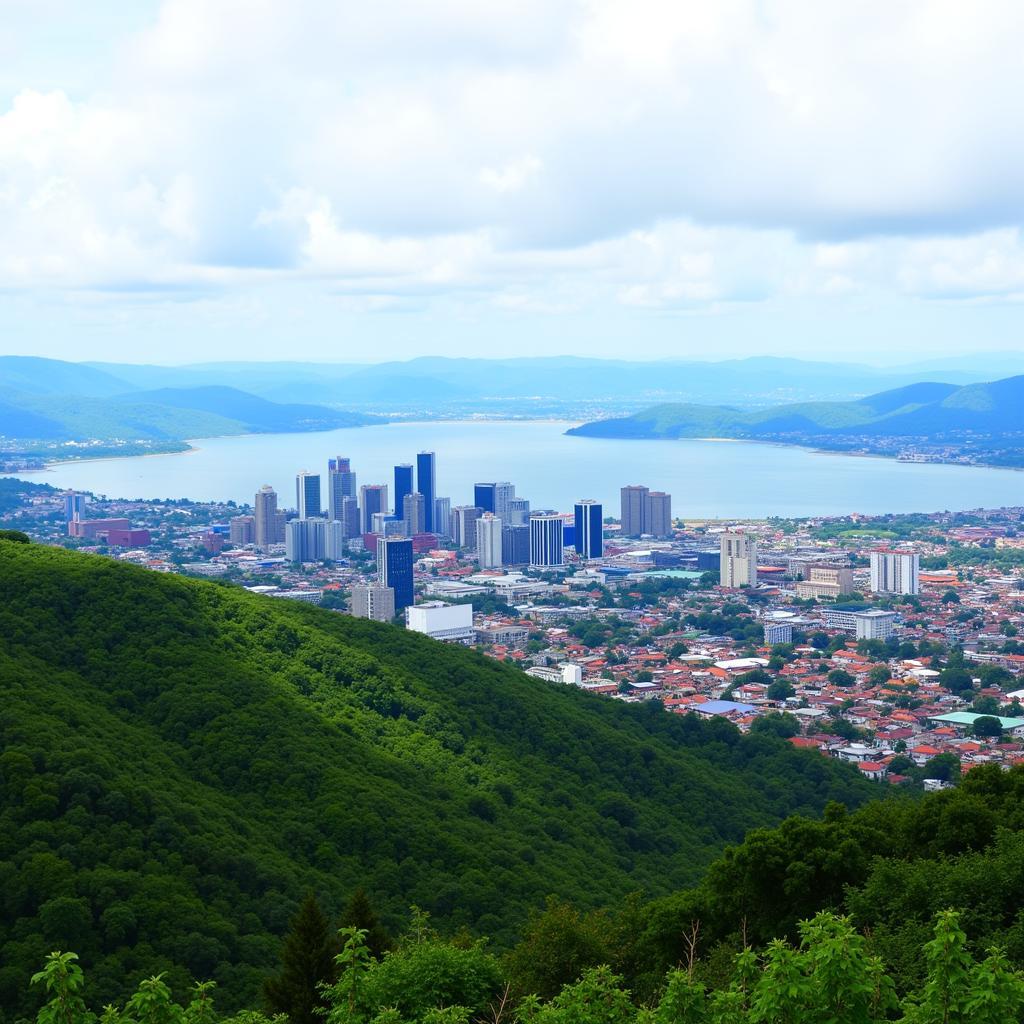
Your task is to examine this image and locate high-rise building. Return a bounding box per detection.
[229,514,255,545]
[574,500,604,559]
[360,484,388,534]
[337,493,362,536]
[476,513,503,568]
[417,452,436,532]
[646,491,672,538]
[452,505,482,549]
[720,531,758,588]
[620,485,649,537]
[328,457,357,521]
[502,524,530,565]
[394,464,414,517]
[530,512,564,568]
[286,518,327,562]
[506,497,531,525]
[254,485,285,549]
[63,491,87,522]
[403,492,426,535]
[350,584,396,622]
[433,497,452,538]
[372,512,406,537]
[378,536,415,609]
[493,482,516,521]
[296,471,321,519]
[795,564,855,601]
[870,550,920,595]
[474,483,496,514]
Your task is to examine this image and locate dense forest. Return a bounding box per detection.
[0,539,876,1019]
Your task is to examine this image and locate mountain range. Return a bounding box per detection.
[0,357,376,444]
[567,375,1024,444]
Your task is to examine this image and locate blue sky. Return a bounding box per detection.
[3,1,1024,366]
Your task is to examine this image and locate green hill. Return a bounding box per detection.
[0,386,377,443]
[0,540,875,1016]
[567,375,1024,442]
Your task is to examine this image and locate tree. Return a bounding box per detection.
[869,665,892,687]
[340,888,392,960]
[827,669,855,688]
[766,679,795,702]
[751,712,801,739]
[972,716,1004,739]
[924,752,962,783]
[263,893,338,1024]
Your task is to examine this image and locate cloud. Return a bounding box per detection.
[3,0,1024,353]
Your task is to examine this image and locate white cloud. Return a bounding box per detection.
[3,0,1024,361]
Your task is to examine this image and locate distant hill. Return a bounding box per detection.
[0,381,377,444]
[0,539,874,1013]
[0,356,133,398]
[567,374,1024,443]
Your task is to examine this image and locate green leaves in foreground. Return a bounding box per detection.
[27,909,1024,1024]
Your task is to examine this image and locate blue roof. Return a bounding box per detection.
[694,700,757,716]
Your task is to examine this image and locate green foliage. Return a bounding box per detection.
[262,894,337,1024]
[0,529,30,543]
[0,542,877,1018]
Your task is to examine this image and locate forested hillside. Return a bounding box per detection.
[0,540,875,1018]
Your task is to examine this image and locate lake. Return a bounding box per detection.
[16,420,1024,519]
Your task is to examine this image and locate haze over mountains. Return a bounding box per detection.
[569,375,1024,444]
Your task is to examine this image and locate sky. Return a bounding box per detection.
[3,1,1024,366]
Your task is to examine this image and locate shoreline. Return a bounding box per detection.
[567,428,1024,473]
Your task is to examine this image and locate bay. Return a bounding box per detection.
[16,419,1024,518]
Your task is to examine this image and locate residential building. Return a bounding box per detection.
[870,550,920,595]
[854,609,898,640]
[405,601,474,643]
[254,485,284,549]
[646,491,672,538]
[795,564,855,601]
[574,500,604,559]
[296,471,321,519]
[378,536,415,609]
[360,484,388,534]
[720,531,758,588]
[350,584,395,622]
[530,511,564,568]
[764,621,794,644]
[229,514,255,545]
[476,513,503,568]
[286,517,344,562]
[620,485,649,536]
[417,452,436,532]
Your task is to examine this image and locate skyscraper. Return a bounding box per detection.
[720,531,758,588]
[646,491,672,538]
[296,471,321,519]
[506,497,531,525]
[328,457,357,521]
[620,485,649,536]
[452,505,482,549]
[403,492,425,535]
[474,483,496,514]
[433,497,451,538]
[493,482,516,521]
[394,464,414,517]
[574,500,604,559]
[378,536,415,610]
[870,550,920,595]
[338,495,360,539]
[417,452,436,532]
[254,485,284,549]
[63,491,87,522]
[286,518,325,562]
[530,512,564,568]
[476,513,503,568]
[502,523,530,565]
[360,484,388,534]
[229,514,255,545]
